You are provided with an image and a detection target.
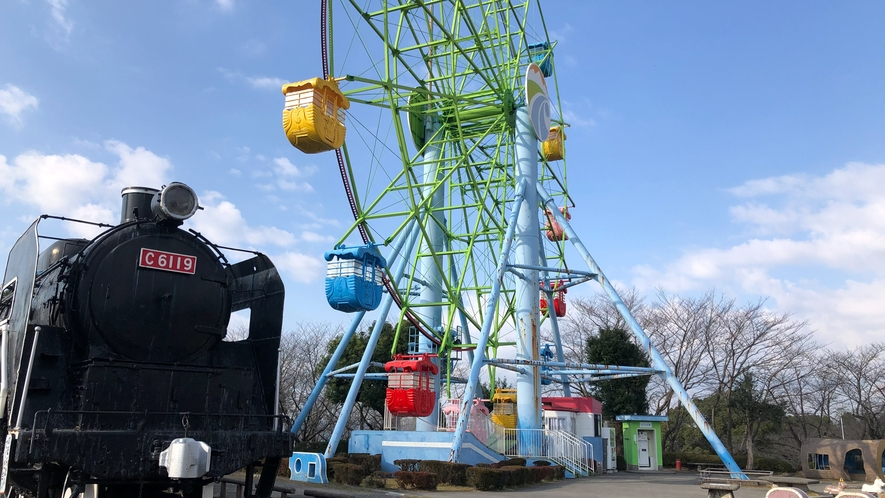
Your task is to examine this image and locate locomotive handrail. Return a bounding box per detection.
[29,409,292,453]
[187,229,231,265]
[39,214,116,228]
[212,244,265,256]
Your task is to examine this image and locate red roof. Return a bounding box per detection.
[541,397,602,414]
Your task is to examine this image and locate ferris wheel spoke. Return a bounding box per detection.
[324,0,568,372]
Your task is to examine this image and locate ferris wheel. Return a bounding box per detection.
[283,0,746,477]
[308,0,573,370]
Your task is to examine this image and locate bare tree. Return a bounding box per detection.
[827,343,885,439]
[278,322,343,444]
[770,352,840,464]
[645,290,721,449]
[702,298,813,457]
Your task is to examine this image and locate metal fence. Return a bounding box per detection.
[485,428,592,477]
[386,401,594,477]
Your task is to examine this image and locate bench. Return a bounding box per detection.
[761,476,821,492]
[701,482,740,498]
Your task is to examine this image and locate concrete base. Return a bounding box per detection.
[348,430,505,472]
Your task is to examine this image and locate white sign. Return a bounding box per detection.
[639,422,653,428]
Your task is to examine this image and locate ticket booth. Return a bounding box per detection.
[616,415,667,471]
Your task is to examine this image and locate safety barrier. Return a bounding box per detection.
[216,477,293,497]
[497,428,593,477]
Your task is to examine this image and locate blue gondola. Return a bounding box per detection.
[528,42,554,77]
[540,343,555,385]
[324,244,387,312]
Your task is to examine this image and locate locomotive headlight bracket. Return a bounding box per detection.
[152,183,200,223]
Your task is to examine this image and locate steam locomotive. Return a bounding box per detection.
[0,183,291,497]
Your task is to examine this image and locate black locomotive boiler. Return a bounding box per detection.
[0,183,291,497]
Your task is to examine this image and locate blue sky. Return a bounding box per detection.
[1,0,883,349]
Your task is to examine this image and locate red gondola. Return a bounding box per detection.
[543,206,571,241]
[540,280,567,318]
[385,353,439,417]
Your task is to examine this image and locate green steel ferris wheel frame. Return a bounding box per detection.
[324,0,572,383]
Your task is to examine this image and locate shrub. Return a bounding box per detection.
[493,457,527,468]
[417,460,471,486]
[330,463,366,486]
[467,467,505,491]
[501,466,531,487]
[348,453,381,474]
[393,459,421,472]
[475,463,492,468]
[360,471,387,489]
[552,465,565,480]
[534,465,558,481]
[533,459,551,467]
[393,471,438,490]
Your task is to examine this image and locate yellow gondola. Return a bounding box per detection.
[490,388,518,429]
[542,126,566,161]
[281,78,350,154]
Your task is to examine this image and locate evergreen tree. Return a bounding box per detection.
[321,321,409,427]
[585,327,651,420]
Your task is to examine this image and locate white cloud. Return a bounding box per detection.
[246,76,287,90]
[0,141,177,238]
[273,252,326,284]
[217,68,286,90]
[301,231,335,244]
[189,192,297,248]
[252,157,317,192]
[215,0,234,12]
[632,162,885,349]
[0,151,109,214]
[45,0,74,48]
[104,140,173,191]
[0,141,177,237]
[561,108,595,128]
[0,85,39,127]
[273,157,306,177]
[548,24,574,44]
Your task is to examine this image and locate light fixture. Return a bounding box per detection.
[152,183,199,222]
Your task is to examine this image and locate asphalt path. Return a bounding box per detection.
[218,471,800,497]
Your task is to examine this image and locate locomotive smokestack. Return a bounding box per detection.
[120,187,159,224]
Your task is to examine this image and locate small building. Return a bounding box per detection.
[616,414,668,471]
[542,397,604,471]
[802,438,885,482]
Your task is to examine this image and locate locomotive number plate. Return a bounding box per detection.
[139,248,197,274]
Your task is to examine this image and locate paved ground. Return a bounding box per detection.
[405,472,776,498]
[219,471,841,498]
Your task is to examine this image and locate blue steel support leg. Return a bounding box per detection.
[513,106,542,436]
[290,310,366,438]
[324,224,421,458]
[449,180,528,462]
[536,182,747,479]
[537,241,571,397]
[416,116,444,432]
